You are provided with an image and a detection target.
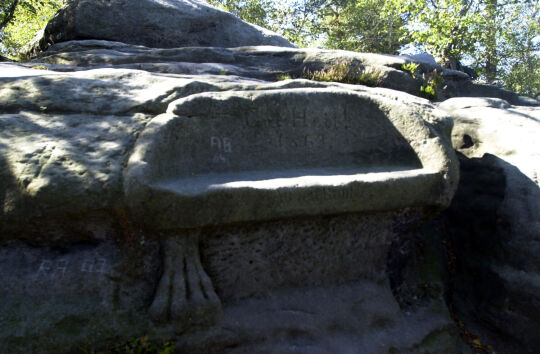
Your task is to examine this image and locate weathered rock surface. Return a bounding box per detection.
[27,38,537,107]
[0,58,462,353]
[30,39,423,95]
[34,0,295,52]
[438,97,540,353]
[1,0,538,352]
[0,66,456,238]
[0,63,463,353]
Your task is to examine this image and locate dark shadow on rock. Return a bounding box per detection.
[0,238,161,353]
[506,107,540,123]
[441,152,540,353]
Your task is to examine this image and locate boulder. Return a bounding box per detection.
[443,80,534,106]
[34,0,295,53]
[438,97,540,353]
[404,51,437,66]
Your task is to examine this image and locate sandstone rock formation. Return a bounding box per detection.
[0,61,461,352]
[438,98,540,353]
[34,0,295,53]
[0,0,538,353]
[26,38,535,107]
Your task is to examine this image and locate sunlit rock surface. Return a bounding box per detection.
[34,0,295,52]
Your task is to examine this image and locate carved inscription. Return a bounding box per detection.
[211,136,232,165]
[181,96,420,175]
[81,258,108,274]
[244,106,350,130]
[276,133,329,151]
[36,257,108,279]
[37,259,69,278]
[241,106,384,153]
[210,136,232,153]
[277,186,356,204]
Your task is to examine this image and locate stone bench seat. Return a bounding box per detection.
[149,167,442,229]
[125,88,457,231]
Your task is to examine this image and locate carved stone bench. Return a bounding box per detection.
[124,88,458,328]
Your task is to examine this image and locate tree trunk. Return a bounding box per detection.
[388,11,394,53]
[484,0,498,83]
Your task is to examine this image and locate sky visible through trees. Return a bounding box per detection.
[207,0,539,97]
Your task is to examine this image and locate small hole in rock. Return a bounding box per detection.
[460,134,474,149]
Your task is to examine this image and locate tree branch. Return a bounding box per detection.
[0,0,19,32]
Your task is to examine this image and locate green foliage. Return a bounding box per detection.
[420,70,443,100]
[206,0,320,47]
[206,0,271,27]
[402,62,443,100]
[502,55,540,98]
[402,62,420,77]
[388,0,485,68]
[0,0,66,60]
[315,0,408,54]
[206,1,408,53]
[277,73,292,80]
[205,0,537,97]
[391,0,539,98]
[0,0,19,32]
[492,0,539,97]
[303,60,385,86]
[419,83,437,100]
[268,0,322,47]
